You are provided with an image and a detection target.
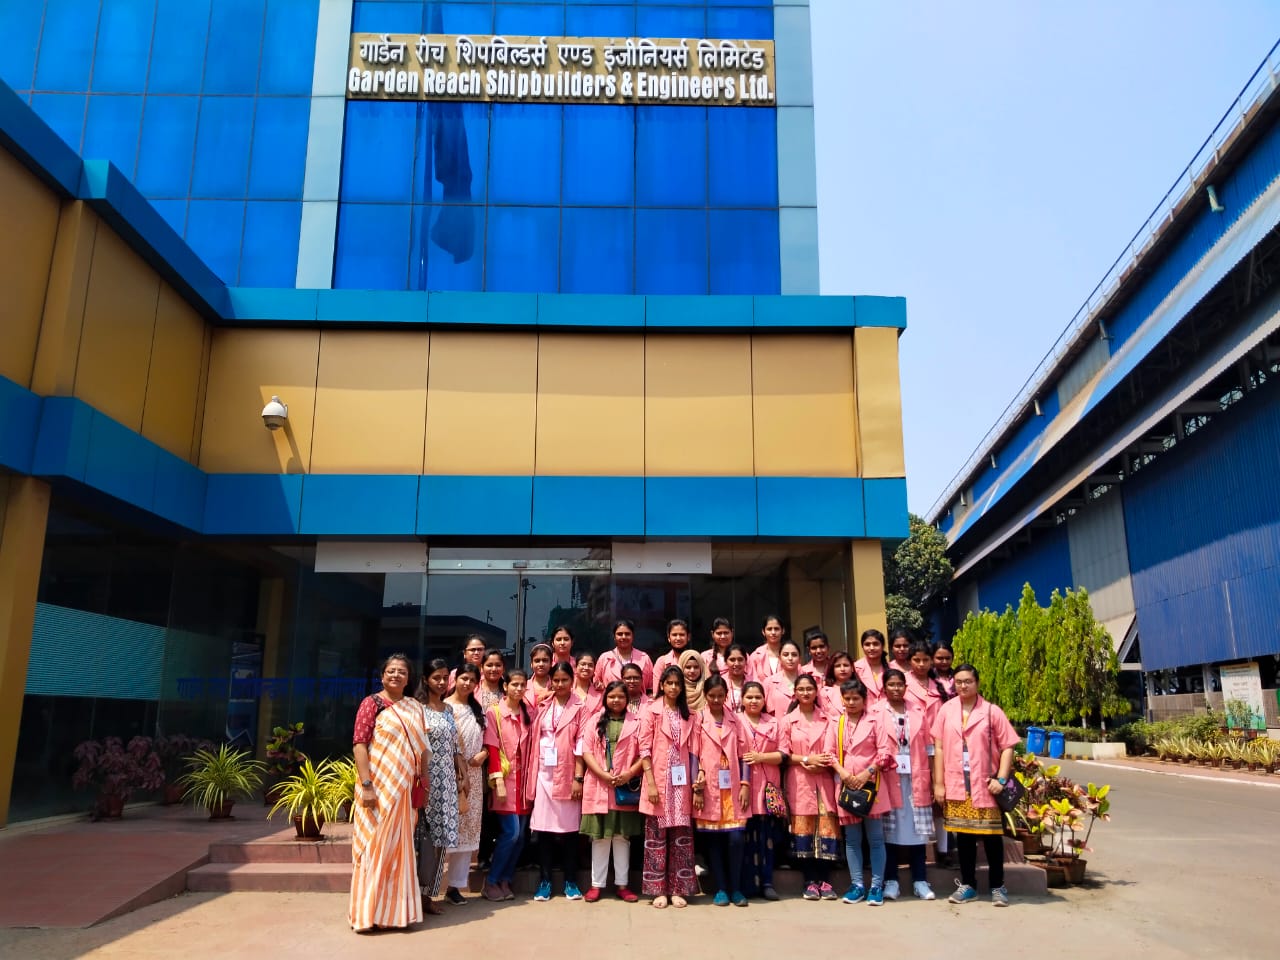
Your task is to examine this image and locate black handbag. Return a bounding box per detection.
[989,710,1025,813]
[835,714,879,816]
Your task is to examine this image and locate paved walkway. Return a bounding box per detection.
[0,803,278,927]
[0,760,1276,957]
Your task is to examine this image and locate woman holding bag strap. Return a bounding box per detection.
[829,677,895,905]
[576,680,644,902]
[931,664,1019,907]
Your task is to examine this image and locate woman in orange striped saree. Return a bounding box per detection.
[350,654,432,932]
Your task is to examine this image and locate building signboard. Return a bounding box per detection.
[347,33,776,106]
[1220,661,1267,731]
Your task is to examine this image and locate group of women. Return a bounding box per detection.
[347,619,1020,932]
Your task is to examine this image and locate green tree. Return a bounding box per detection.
[1056,588,1127,727]
[883,513,954,637]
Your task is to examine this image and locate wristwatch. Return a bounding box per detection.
[361,779,373,788]
[573,776,585,783]
[997,777,1007,785]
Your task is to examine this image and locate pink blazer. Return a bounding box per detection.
[693,709,750,822]
[702,648,730,678]
[853,658,886,708]
[578,710,642,815]
[595,648,654,693]
[761,672,799,717]
[747,645,782,682]
[524,695,586,805]
[876,701,934,811]
[484,700,531,814]
[778,709,837,816]
[834,710,895,822]
[638,699,700,820]
[741,714,782,817]
[905,674,941,714]
[800,661,829,686]
[573,685,603,717]
[819,684,845,721]
[930,697,1019,808]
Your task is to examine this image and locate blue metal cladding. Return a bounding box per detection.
[12,0,317,286]
[974,521,1073,615]
[1123,380,1280,671]
[334,0,782,295]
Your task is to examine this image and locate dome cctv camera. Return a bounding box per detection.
[262,395,288,431]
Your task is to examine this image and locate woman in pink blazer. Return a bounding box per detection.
[651,619,693,696]
[778,673,839,900]
[571,652,602,716]
[692,676,751,907]
[819,651,856,720]
[931,664,1019,907]
[761,640,803,716]
[595,618,654,693]
[550,625,576,668]
[702,616,735,678]
[621,662,650,716]
[525,663,586,901]
[722,644,749,713]
[905,639,943,716]
[879,669,937,901]
[576,680,644,902]
[853,628,888,708]
[831,677,896,904]
[482,669,532,902]
[747,614,786,682]
[639,665,701,908]
[739,681,783,901]
[800,627,832,685]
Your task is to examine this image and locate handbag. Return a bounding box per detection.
[489,704,513,780]
[989,710,1025,813]
[762,781,788,818]
[606,730,642,807]
[390,705,428,809]
[836,714,880,817]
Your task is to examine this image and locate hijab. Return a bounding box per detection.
[678,649,707,712]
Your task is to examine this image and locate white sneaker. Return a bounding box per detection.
[882,880,900,900]
[913,881,936,900]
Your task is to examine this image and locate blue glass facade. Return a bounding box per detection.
[3,0,787,294]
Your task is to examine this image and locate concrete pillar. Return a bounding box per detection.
[849,539,887,657]
[0,476,52,826]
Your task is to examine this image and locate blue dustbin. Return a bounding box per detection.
[1047,730,1065,759]
[1026,726,1046,755]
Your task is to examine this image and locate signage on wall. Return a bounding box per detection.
[347,33,776,106]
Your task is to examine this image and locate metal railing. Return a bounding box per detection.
[927,37,1280,524]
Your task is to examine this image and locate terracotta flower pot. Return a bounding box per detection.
[96,793,126,819]
[264,782,287,807]
[208,799,235,821]
[293,814,326,840]
[162,782,186,806]
[1034,861,1069,888]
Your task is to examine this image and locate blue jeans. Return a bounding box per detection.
[844,816,886,890]
[488,814,527,885]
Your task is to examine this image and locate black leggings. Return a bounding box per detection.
[957,833,1004,889]
[702,830,745,895]
[537,830,580,884]
[801,859,830,885]
[886,843,928,885]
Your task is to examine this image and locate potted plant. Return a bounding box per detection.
[179,744,266,820]
[267,757,344,839]
[72,736,164,819]
[328,757,358,822]
[264,721,306,805]
[154,734,214,804]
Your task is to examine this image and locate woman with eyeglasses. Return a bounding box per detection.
[879,669,936,901]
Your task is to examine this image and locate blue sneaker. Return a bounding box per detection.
[563,882,583,901]
[731,891,749,907]
[533,880,552,902]
[841,885,866,904]
[867,885,884,906]
[948,882,978,904]
[713,890,730,907]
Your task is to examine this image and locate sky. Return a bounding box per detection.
[811,0,1280,516]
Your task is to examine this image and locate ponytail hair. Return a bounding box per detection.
[504,667,532,724]
[657,665,690,720]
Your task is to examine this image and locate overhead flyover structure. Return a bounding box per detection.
[926,41,1280,726]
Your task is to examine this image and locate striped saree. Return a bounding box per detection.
[349,697,429,932]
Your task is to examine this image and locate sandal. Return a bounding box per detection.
[671,895,688,909]
[652,895,669,909]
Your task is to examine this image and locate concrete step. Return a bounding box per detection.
[187,862,352,893]
[209,823,353,864]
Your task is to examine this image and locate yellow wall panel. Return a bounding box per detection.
[141,285,207,460]
[31,204,97,397]
[849,539,887,650]
[854,328,906,478]
[0,151,60,387]
[424,332,538,474]
[311,331,429,473]
[74,228,160,431]
[644,335,754,475]
[535,334,644,475]
[200,329,320,474]
[752,334,857,476]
